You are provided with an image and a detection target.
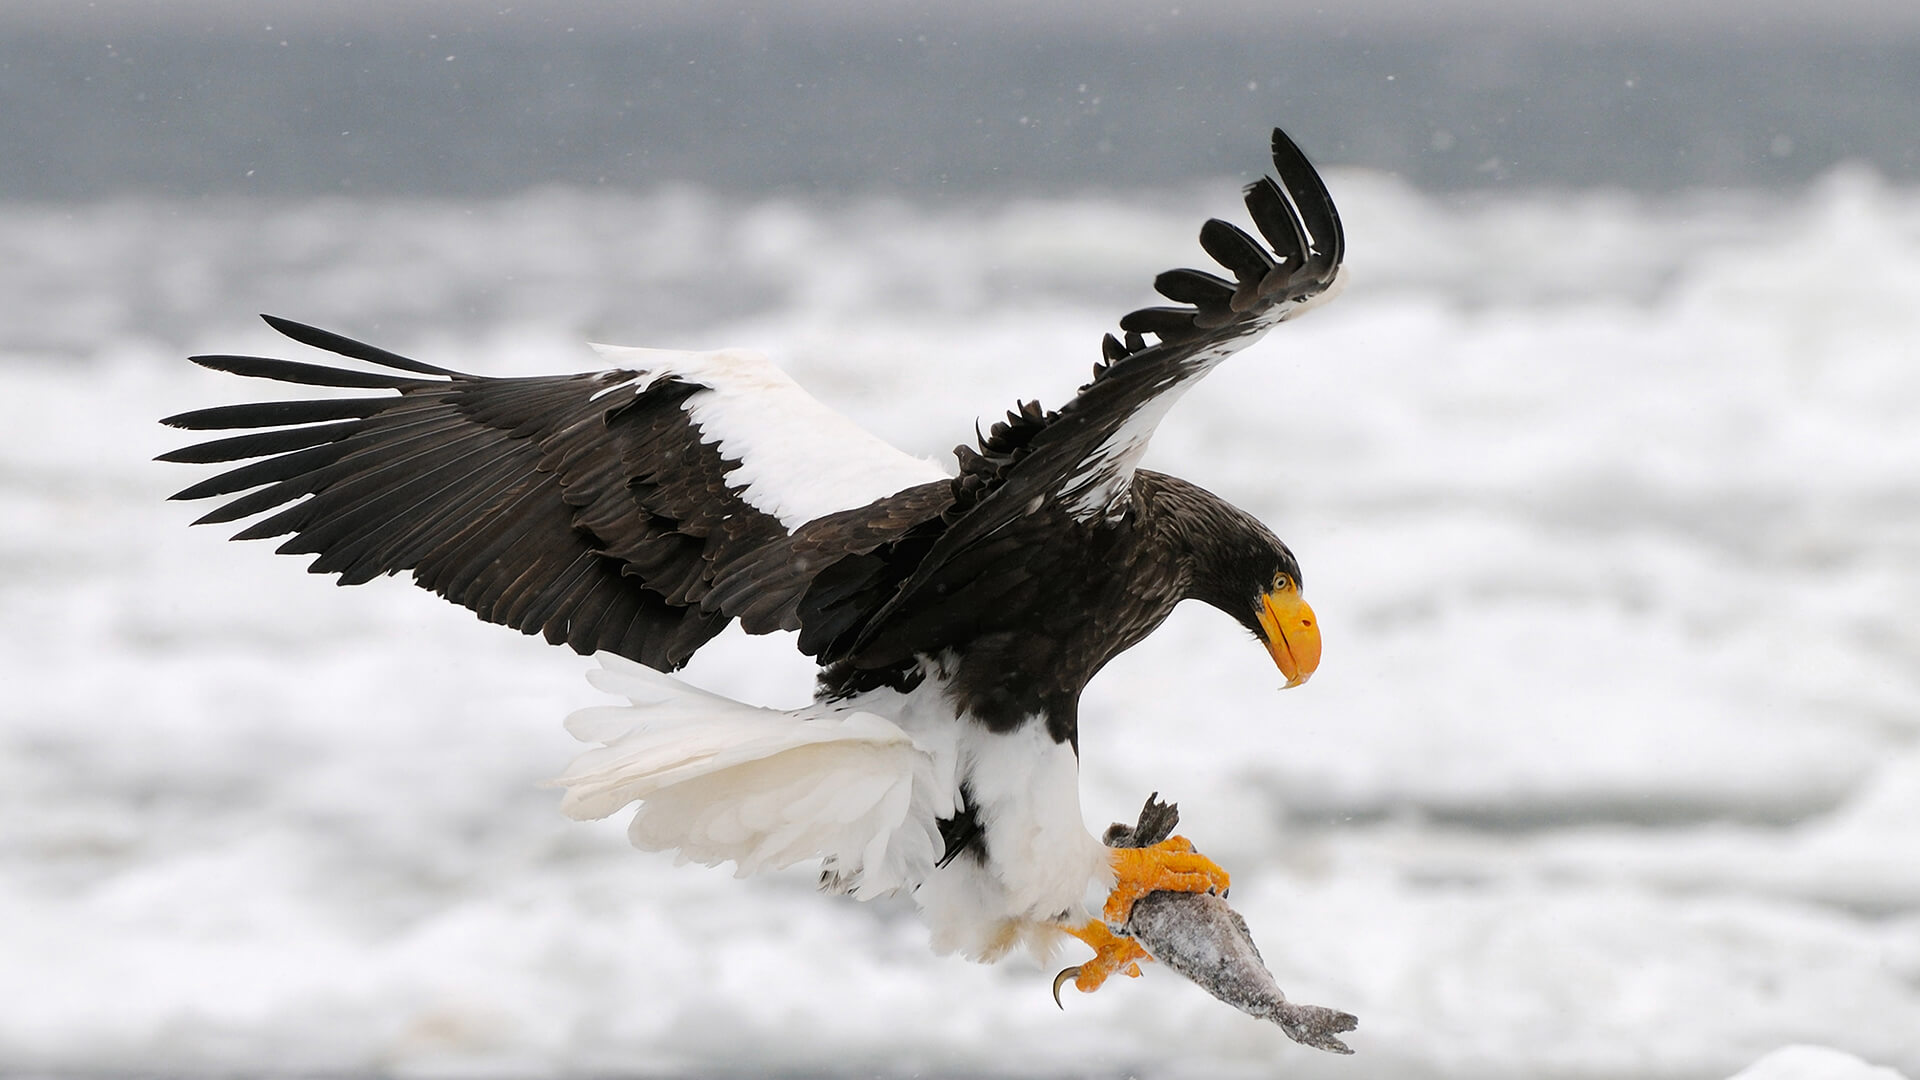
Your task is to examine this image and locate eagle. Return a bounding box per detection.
[161,128,1345,995]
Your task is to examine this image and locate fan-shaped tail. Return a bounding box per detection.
[554,654,950,898]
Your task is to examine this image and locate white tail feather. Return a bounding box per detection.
[555,654,945,898]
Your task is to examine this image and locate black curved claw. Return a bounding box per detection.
[1052,966,1082,1009]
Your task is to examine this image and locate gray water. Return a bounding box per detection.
[8,0,1919,199]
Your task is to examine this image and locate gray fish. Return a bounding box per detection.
[1063,794,1358,1054]
[1126,888,1357,1054]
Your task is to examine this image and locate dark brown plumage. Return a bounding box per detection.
[161,127,1349,967]
[161,126,1342,749]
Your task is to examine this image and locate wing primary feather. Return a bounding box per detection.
[204,409,491,534]
[188,354,429,391]
[287,432,524,557]
[170,396,465,503]
[1268,126,1344,275]
[1152,267,1237,307]
[155,420,366,464]
[168,442,351,502]
[260,314,461,377]
[193,477,323,527]
[376,439,558,562]
[259,413,507,537]
[1196,218,1277,283]
[1241,175,1311,270]
[160,397,390,430]
[298,445,538,571]
[1117,306,1200,341]
[276,425,515,560]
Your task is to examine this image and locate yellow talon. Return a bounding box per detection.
[1056,920,1148,1002]
[1102,834,1230,927]
[1052,835,1232,1003]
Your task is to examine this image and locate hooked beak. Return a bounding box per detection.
[1256,584,1320,688]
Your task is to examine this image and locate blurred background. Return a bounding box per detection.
[3,2,1916,1078]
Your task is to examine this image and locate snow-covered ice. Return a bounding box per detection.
[1731,1046,1911,1080]
[2,168,1917,1077]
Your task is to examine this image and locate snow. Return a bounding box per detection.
[3,169,1918,1077]
[1731,1047,1911,1080]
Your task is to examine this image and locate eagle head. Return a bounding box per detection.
[1183,511,1320,688]
[1250,562,1319,688]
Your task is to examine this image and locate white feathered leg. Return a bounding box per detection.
[910,721,1111,961]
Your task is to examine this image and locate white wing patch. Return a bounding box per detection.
[1058,341,1241,521]
[589,343,949,530]
[1060,266,1348,522]
[554,653,950,898]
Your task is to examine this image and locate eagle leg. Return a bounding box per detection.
[1054,920,1148,1003]
[1101,834,1231,927]
[1052,835,1233,1003]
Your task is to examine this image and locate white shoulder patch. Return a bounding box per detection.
[588,343,950,530]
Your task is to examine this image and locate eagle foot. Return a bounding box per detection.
[1053,920,1148,1006]
[1102,834,1230,928]
[1052,835,1232,1006]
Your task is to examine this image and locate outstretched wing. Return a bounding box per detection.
[968,127,1343,523]
[841,127,1344,664]
[160,316,948,670]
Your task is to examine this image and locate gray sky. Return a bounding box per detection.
[28,0,1920,33]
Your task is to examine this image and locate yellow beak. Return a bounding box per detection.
[1256,585,1320,688]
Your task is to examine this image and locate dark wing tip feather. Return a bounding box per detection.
[166,442,348,502]
[1153,267,1237,307]
[1074,125,1343,391]
[187,354,430,391]
[155,420,362,464]
[1241,175,1311,270]
[1117,305,1201,342]
[260,314,461,377]
[1266,127,1344,275]
[159,397,391,431]
[184,480,308,523]
[1196,218,1277,284]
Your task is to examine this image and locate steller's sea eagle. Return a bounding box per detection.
[161,128,1344,994]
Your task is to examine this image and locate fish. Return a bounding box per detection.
[1126,888,1358,1054]
[1065,794,1359,1054]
